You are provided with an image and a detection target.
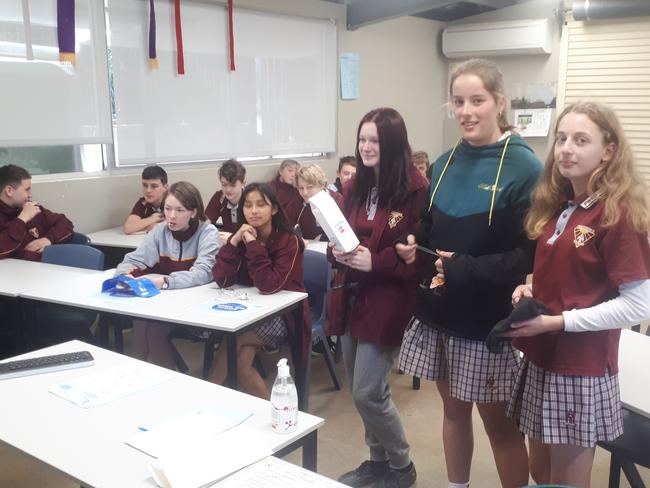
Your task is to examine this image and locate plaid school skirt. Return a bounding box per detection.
[506,359,623,447]
[398,318,520,403]
[253,316,288,349]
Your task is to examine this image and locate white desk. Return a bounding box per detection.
[87,226,145,249]
[0,258,103,297]
[19,271,309,404]
[0,341,324,488]
[618,328,650,418]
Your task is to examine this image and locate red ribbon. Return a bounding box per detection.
[174,0,185,75]
[228,0,235,71]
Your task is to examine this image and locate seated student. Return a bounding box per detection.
[291,164,343,243]
[209,182,310,398]
[268,159,302,225]
[411,150,430,181]
[205,159,246,241]
[116,181,220,369]
[0,164,73,260]
[123,165,168,235]
[327,155,357,194]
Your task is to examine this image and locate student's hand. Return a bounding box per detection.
[434,250,454,279]
[18,201,41,223]
[395,234,417,264]
[502,314,564,338]
[512,284,533,306]
[24,237,51,253]
[335,245,372,272]
[242,227,258,243]
[218,231,232,243]
[232,224,256,245]
[149,276,165,289]
[302,238,310,248]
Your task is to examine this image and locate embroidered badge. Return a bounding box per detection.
[388,211,403,229]
[565,409,576,426]
[28,227,40,239]
[573,225,595,248]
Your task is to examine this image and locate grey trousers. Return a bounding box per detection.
[341,333,411,469]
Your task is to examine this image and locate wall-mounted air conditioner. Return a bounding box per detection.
[442,18,552,58]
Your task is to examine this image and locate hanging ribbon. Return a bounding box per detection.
[228,0,235,71]
[148,0,159,69]
[174,0,185,75]
[57,0,75,64]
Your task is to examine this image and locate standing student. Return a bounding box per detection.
[330,108,427,488]
[268,159,302,225]
[205,159,246,240]
[123,165,168,235]
[209,183,310,399]
[328,155,357,194]
[116,181,220,369]
[504,101,650,488]
[0,164,73,260]
[411,151,430,181]
[292,163,343,243]
[396,58,541,488]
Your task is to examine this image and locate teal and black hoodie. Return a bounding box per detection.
[414,134,542,340]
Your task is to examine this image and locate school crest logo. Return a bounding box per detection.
[573,225,595,248]
[28,227,40,239]
[388,211,403,229]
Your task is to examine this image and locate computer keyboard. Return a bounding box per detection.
[0,351,95,380]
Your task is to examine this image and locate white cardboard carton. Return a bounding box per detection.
[308,191,359,253]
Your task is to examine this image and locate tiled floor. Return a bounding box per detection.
[1,334,648,487]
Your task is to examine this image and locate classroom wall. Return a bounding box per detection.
[32,0,448,234]
[441,0,563,160]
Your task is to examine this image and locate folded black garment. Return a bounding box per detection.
[485,297,550,354]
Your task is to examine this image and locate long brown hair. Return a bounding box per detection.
[449,58,513,133]
[525,101,650,238]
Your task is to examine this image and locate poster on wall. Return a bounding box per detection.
[513,108,553,137]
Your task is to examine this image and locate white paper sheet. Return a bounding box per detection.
[49,363,174,408]
[214,456,346,487]
[190,298,265,318]
[148,426,271,488]
[126,405,254,459]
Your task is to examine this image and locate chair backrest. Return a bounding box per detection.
[42,244,105,270]
[302,249,331,324]
[69,232,91,245]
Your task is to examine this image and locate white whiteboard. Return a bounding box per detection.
[0,0,112,147]
[107,0,337,166]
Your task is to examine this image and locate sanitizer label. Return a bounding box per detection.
[271,403,298,433]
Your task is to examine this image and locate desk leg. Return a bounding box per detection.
[302,429,318,472]
[225,334,238,389]
[274,429,318,472]
[291,300,308,411]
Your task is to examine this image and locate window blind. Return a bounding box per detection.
[558,16,650,188]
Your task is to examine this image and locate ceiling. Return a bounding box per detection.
[321,0,529,29]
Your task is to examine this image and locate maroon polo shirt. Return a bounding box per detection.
[204,190,241,233]
[514,194,650,376]
[130,197,162,219]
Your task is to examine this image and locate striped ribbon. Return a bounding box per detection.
[57,0,75,64]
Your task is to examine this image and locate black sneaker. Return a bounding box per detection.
[338,460,389,487]
[371,462,417,488]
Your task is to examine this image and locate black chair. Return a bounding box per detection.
[303,249,342,390]
[596,326,650,488]
[33,244,105,346]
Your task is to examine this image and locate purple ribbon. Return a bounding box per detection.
[149,0,157,65]
[57,0,75,62]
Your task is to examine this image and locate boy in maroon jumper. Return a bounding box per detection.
[205,159,246,241]
[268,159,302,225]
[123,165,168,235]
[0,164,73,261]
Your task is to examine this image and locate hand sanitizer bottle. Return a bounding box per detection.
[270,358,298,434]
